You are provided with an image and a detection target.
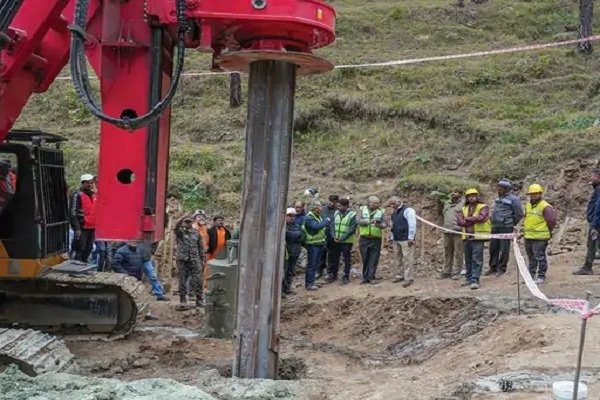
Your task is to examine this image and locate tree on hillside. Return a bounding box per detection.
[229,73,242,108]
[578,0,594,54]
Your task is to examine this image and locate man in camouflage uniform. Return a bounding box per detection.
[175,215,204,307]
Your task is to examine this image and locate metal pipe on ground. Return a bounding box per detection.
[233,60,296,379]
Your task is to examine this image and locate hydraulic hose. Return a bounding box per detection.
[69,0,188,130]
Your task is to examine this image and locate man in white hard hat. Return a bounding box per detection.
[283,207,305,296]
[69,173,97,262]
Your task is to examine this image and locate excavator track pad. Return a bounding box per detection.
[0,262,150,340]
[0,328,76,376]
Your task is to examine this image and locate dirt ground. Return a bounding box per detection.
[63,236,600,400]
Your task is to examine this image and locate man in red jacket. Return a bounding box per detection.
[70,174,97,262]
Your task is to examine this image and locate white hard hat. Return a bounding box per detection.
[80,174,94,182]
[286,207,297,215]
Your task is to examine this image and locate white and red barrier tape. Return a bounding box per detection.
[416,214,600,319]
[53,34,600,80]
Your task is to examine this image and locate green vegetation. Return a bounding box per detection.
[397,174,480,195]
[13,0,600,213]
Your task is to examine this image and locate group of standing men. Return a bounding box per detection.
[69,173,169,301]
[442,178,561,289]
[284,172,572,293]
[283,194,420,293]
[68,173,233,307]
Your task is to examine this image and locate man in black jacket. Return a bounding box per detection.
[485,178,524,276]
[318,195,339,279]
[283,207,305,295]
[207,215,232,259]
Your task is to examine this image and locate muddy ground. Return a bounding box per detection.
[59,237,600,400]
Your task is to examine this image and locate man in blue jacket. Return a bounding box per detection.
[574,168,600,275]
[283,207,305,295]
[113,241,168,300]
[485,178,523,276]
[303,201,331,291]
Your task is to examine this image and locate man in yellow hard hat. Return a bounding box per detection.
[523,184,556,284]
[457,188,491,290]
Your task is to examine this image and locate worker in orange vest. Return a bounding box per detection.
[207,215,231,260]
[69,173,97,262]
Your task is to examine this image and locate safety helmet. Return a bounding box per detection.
[527,183,544,194]
[286,207,297,215]
[80,173,94,182]
[464,188,479,196]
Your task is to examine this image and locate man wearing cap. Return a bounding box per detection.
[574,168,600,275]
[69,173,97,262]
[388,196,418,287]
[0,159,16,215]
[317,195,339,280]
[303,201,331,290]
[457,188,491,290]
[207,215,231,260]
[523,184,556,284]
[283,207,305,295]
[192,210,210,254]
[357,196,387,284]
[328,198,357,285]
[485,178,523,277]
[441,189,465,280]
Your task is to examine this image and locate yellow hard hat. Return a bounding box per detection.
[465,188,479,196]
[527,183,544,194]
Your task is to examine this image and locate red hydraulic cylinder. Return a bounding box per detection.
[88,0,173,242]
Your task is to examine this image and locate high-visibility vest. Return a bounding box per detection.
[334,210,356,243]
[358,206,384,239]
[524,200,551,240]
[461,203,491,240]
[80,192,97,229]
[303,212,326,245]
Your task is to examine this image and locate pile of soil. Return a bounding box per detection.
[281,295,497,365]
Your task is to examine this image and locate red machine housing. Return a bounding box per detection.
[0,0,335,242]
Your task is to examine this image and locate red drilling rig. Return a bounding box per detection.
[0,0,335,377]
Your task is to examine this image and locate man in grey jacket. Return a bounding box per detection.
[485,178,524,276]
[441,189,465,279]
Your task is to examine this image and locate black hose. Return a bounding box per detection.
[69,0,188,130]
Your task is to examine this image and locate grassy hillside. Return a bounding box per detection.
[14,0,600,215]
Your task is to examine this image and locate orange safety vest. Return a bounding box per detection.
[197,225,209,252]
[80,192,97,229]
[208,228,227,260]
